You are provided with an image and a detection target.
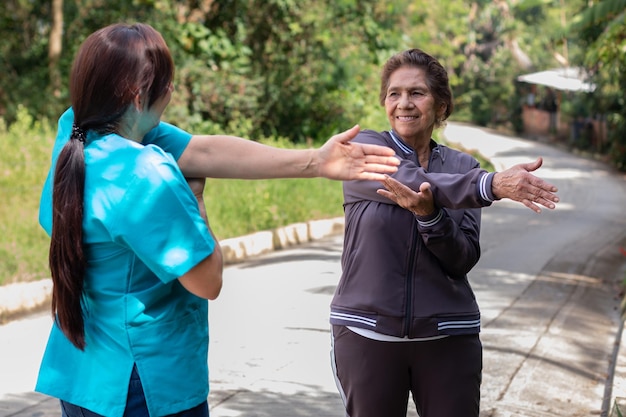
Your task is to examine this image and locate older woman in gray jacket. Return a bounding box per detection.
[330,48,558,417]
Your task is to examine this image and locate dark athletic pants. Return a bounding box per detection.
[331,325,482,417]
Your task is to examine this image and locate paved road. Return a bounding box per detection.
[446,123,626,417]
[1,123,626,417]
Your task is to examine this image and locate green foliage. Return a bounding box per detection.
[202,134,344,239]
[568,0,626,169]
[0,107,55,285]
[204,176,343,240]
[1,0,609,146]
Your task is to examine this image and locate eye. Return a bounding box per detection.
[412,90,424,97]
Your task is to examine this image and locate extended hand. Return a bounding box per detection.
[492,157,559,213]
[377,176,435,216]
[317,125,399,181]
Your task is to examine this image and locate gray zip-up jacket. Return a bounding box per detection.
[330,129,497,339]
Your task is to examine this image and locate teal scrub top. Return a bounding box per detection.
[36,109,216,417]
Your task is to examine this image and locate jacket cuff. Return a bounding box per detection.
[478,172,498,203]
[416,208,444,228]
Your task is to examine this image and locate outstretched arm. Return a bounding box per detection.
[177,125,399,180]
[377,158,559,214]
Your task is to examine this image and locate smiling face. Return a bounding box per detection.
[384,66,446,148]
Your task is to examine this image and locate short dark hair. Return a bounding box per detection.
[379,48,454,125]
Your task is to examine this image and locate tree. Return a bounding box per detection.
[49,0,64,98]
[570,0,626,168]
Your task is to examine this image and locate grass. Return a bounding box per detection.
[204,177,343,241]
[0,111,491,286]
[0,107,56,285]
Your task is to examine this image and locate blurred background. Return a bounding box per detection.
[1,0,624,286]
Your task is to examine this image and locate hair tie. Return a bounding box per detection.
[72,124,87,144]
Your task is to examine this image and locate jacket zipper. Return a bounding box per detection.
[404,223,419,337]
[403,146,438,337]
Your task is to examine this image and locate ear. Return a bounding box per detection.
[437,103,447,119]
[132,92,143,111]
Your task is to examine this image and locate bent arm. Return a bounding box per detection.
[417,208,481,277]
[377,169,481,277]
[178,177,223,300]
[373,160,559,213]
[347,159,494,209]
[178,243,223,300]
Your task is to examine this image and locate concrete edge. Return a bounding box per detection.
[0,217,345,324]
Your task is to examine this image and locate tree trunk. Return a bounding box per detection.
[49,0,63,98]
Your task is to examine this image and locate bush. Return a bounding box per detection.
[0,106,56,285]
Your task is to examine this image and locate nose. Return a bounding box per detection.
[398,93,413,109]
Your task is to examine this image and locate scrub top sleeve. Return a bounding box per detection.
[110,148,215,283]
[142,121,192,161]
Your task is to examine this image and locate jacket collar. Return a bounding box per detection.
[388,130,447,165]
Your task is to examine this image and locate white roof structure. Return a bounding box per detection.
[517,67,596,92]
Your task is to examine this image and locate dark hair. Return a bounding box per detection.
[49,23,174,350]
[378,48,454,127]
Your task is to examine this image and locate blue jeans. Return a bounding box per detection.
[60,365,209,417]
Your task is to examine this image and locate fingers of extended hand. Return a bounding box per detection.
[361,143,398,157]
[522,199,542,214]
[522,157,543,173]
[513,171,557,204]
[419,182,432,194]
[380,175,402,192]
[334,125,361,143]
[376,188,399,203]
[521,185,558,210]
[363,157,400,174]
[527,176,559,206]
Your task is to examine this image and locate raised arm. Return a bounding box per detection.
[377,158,559,214]
[176,125,399,180]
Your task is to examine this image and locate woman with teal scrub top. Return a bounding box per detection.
[36,23,223,417]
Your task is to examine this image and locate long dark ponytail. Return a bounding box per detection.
[49,128,87,349]
[48,23,174,350]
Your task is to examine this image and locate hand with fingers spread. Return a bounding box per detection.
[492,157,559,213]
[377,176,435,216]
[316,125,400,181]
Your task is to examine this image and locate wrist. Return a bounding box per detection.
[303,149,320,178]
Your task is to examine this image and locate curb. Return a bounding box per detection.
[0,217,345,324]
[220,217,344,263]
